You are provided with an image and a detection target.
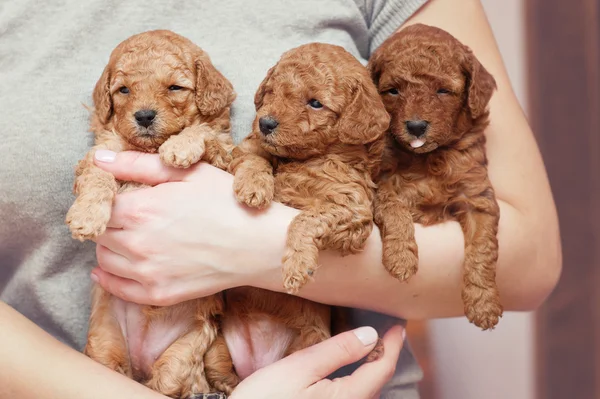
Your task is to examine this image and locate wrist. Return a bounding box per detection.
[242,200,299,291]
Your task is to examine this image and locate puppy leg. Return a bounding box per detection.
[85,284,131,377]
[204,334,240,395]
[282,197,373,293]
[457,194,503,330]
[66,142,122,241]
[146,297,222,398]
[229,134,275,209]
[284,303,331,356]
[374,179,419,282]
[146,322,217,398]
[159,124,231,169]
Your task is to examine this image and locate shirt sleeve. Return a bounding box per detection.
[359,0,429,55]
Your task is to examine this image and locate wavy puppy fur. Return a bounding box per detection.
[368,24,503,330]
[66,30,238,397]
[230,42,390,292]
[225,43,390,372]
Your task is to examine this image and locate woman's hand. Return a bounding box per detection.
[91,150,294,306]
[230,325,405,399]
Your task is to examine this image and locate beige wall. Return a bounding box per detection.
[427,1,535,399]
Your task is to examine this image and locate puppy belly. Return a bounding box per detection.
[111,298,193,379]
[222,314,295,380]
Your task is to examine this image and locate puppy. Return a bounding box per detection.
[368,24,503,329]
[66,30,238,397]
[224,43,390,379]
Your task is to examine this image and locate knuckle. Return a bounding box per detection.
[137,264,159,287]
[148,287,169,306]
[113,284,130,302]
[124,234,148,258]
[334,336,356,360]
[126,202,152,226]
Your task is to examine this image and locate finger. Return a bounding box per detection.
[276,326,379,385]
[104,189,155,229]
[93,150,189,185]
[336,325,405,398]
[91,267,148,304]
[96,227,129,253]
[96,244,139,281]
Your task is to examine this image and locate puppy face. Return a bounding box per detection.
[252,43,389,159]
[93,30,235,150]
[368,24,496,154]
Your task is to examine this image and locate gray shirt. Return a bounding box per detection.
[0,0,425,397]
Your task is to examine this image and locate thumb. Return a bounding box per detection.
[93,150,188,185]
[279,326,379,385]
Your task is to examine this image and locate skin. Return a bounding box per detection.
[0,0,561,398]
[0,301,401,399]
[92,0,561,320]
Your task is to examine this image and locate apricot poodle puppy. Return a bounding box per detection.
[368,24,503,330]
[222,43,390,379]
[230,42,390,293]
[66,30,238,398]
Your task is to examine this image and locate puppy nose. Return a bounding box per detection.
[406,120,429,137]
[259,116,279,135]
[134,109,157,128]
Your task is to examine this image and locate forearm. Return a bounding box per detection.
[249,198,557,320]
[0,301,166,399]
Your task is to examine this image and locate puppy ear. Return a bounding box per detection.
[254,66,275,110]
[337,78,390,145]
[195,52,236,116]
[463,48,497,119]
[92,65,112,124]
[367,49,385,86]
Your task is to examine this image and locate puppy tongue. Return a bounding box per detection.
[410,139,425,148]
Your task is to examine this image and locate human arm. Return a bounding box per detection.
[91,0,560,320]
[0,300,168,399]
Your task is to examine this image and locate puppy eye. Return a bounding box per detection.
[437,88,451,95]
[119,86,130,94]
[308,99,323,109]
[385,88,399,96]
[169,85,184,91]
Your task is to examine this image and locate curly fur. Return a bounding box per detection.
[368,24,503,330]
[66,30,239,397]
[224,43,390,375]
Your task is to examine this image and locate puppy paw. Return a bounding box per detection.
[382,240,418,282]
[282,252,316,294]
[233,172,274,209]
[66,200,112,241]
[463,285,503,330]
[365,337,385,363]
[159,136,205,169]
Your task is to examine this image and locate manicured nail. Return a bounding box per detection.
[90,272,100,283]
[95,150,116,163]
[354,326,378,346]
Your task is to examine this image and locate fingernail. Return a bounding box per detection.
[354,326,378,346]
[402,328,407,341]
[90,272,99,283]
[95,150,116,163]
